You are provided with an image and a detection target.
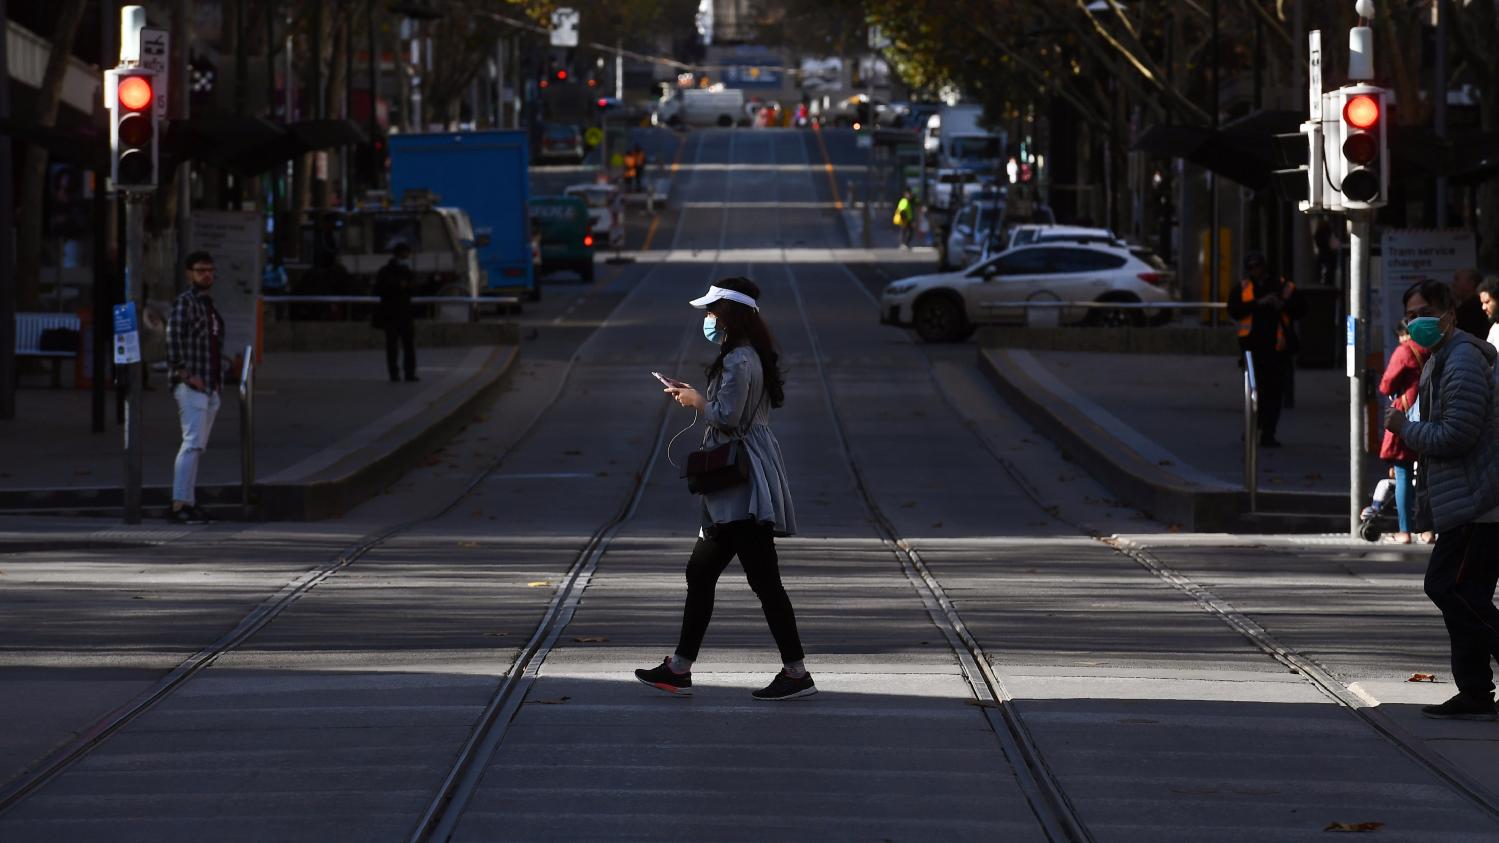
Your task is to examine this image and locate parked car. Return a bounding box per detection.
[539,123,585,164]
[563,183,624,251]
[529,195,594,281]
[945,195,1007,270]
[825,94,906,128]
[879,241,1176,342]
[926,169,989,212]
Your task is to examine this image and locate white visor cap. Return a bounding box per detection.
[689,285,759,312]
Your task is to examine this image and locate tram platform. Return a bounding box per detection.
[0,343,518,521]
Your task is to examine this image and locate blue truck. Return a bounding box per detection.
[389,130,537,300]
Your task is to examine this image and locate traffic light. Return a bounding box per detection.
[107,67,158,190]
[1338,84,1386,210]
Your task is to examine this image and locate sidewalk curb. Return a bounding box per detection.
[256,343,520,520]
[978,347,1342,532]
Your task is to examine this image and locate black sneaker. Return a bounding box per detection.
[167,507,208,525]
[189,505,217,524]
[752,670,817,701]
[1422,692,1498,721]
[635,658,692,697]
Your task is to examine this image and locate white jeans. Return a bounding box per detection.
[173,383,221,505]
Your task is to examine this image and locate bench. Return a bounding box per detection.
[15,312,80,387]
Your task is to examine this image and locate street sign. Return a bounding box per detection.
[139,27,169,119]
[113,302,141,365]
[549,8,579,48]
[1345,314,1356,378]
[584,126,603,147]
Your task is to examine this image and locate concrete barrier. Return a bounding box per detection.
[978,346,1344,533]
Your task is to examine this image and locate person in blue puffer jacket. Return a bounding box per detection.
[1385,279,1499,721]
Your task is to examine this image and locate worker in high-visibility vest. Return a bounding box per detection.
[623,145,645,193]
[893,189,915,249]
[1227,251,1305,448]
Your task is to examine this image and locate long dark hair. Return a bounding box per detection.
[704,276,786,408]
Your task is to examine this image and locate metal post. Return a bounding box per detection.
[0,0,14,422]
[94,0,117,432]
[123,197,146,523]
[238,343,255,520]
[173,0,191,296]
[367,0,379,190]
[1244,351,1259,512]
[1435,0,1449,227]
[614,39,623,101]
[1207,0,1220,328]
[1348,215,1370,535]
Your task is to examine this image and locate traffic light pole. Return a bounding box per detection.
[1348,214,1371,536]
[122,194,146,524]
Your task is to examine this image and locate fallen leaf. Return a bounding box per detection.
[1407,672,1438,683]
[527,581,551,588]
[531,696,571,705]
[1324,821,1383,833]
[572,636,608,643]
[458,541,480,548]
[1167,524,1182,533]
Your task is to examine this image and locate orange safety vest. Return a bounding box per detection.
[1237,277,1295,352]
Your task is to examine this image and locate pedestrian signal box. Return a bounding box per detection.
[106,67,159,191]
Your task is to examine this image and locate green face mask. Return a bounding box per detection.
[1406,316,1444,349]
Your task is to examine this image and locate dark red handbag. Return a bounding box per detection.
[680,388,763,495]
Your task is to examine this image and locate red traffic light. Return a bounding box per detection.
[1343,94,1379,129]
[119,76,153,111]
[556,69,568,81]
[597,98,609,108]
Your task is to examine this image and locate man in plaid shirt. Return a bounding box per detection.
[165,251,225,524]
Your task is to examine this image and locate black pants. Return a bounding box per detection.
[384,324,416,380]
[1425,523,1499,696]
[899,223,913,247]
[674,520,805,663]
[1250,349,1288,439]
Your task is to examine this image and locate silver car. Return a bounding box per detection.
[879,241,1177,342]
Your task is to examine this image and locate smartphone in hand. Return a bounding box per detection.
[651,371,687,389]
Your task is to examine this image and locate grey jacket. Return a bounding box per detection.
[1402,331,1499,532]
[699,346,797,537]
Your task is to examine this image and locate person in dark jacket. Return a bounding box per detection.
[1385,279,1499,721]
[375,243,418,382]
[1453,268,1489,340]
[1227,251,1304,447]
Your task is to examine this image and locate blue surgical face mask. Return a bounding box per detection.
[1406,316,1445,349]
[702,314,722,344]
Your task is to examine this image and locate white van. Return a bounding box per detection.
[652,88,747,128]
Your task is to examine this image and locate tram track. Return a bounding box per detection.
[0,134,725,825]
[408,128,743,843]
[837,253,1499,829]
[819,161,1499,826]
[773,133,1091,842]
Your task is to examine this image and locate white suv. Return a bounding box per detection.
[879,242,1176,342]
